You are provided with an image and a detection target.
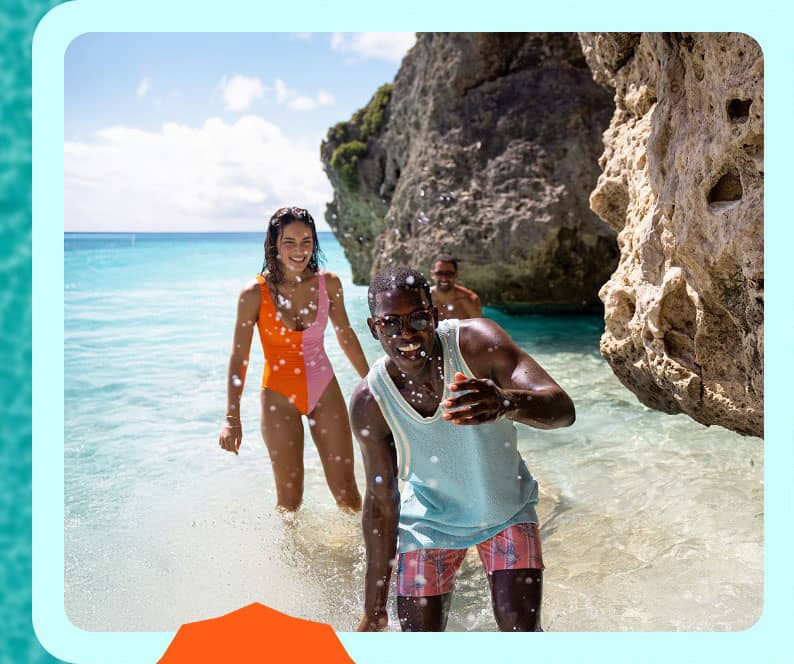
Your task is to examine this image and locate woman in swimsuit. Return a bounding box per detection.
[218,207,368,512]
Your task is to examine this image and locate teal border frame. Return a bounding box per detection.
[33,1,793,662]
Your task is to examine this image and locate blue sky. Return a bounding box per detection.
[64,32,414,231]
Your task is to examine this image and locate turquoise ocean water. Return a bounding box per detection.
[63,232,762,633]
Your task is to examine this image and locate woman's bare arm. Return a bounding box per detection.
[326,272,370,378]
[219,280,260,454]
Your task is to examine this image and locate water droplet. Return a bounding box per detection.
[293,367,301,374]
[375,475,383,484]
[360,428,370,437]
[232,375,242,387]
[430,455,439,464]
[269,405,277,412]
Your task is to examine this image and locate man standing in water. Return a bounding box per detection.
[351,267,575,632]
[430,255,483,320]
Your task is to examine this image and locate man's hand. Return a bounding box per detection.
[356,613,388,631]
[442,371,512,425]
[219,420,242,455]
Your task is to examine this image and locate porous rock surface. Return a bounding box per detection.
[580,32,763,436]
[321,32,617,309]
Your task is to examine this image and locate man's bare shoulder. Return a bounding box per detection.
[458,316,503,341]
[454,284,481,302]
[457,317,518,369]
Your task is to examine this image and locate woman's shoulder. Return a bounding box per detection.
[320,270,342,287]
[242,275,265,295]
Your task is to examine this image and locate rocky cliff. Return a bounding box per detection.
[580,32,763,436]
[321,33,617,309]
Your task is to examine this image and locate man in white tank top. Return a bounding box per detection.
[351,266,575,632]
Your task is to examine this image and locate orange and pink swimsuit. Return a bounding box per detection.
[255,271,334,415]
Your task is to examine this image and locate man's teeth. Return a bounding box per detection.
[399,343,421,352]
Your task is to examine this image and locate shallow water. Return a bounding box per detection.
[64,232,762,632]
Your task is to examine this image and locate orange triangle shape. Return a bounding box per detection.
[159,603,355,663]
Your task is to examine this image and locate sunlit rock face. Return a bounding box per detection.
[580,32,763,437]
[321,32,617,310]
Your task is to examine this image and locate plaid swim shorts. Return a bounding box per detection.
[396,522,544,597]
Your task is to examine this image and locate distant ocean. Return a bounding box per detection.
[64,231,762,632]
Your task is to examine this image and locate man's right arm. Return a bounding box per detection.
[349,380,400,631]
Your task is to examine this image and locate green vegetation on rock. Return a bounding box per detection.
[359,83,393,140]
[327,121,349,144]
[329,140,368,190]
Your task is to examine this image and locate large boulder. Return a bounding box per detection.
[321,33,617,309]
[580,32,763,437]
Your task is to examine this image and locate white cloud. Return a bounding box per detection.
[274,78,292,104]
[64,116,333,232]
[290,32,313,41]
[288,96,319,111]
[221,74,265,112]
[287,89,335,112]
[330,32,416,63]
[317,89,334,106]
[271,79,334,112]
[136,77,150,98]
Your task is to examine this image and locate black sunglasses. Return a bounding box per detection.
[373,308,435,337]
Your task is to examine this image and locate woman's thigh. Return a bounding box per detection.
[307,378,361,504]
[260,389,305,506]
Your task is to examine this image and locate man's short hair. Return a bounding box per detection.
[432,254,458,271]
[368,266,432,316]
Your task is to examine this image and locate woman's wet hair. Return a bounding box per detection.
[368,266,432,316]
[262,206,325,282]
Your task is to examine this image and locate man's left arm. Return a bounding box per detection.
[443,318,575,429]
